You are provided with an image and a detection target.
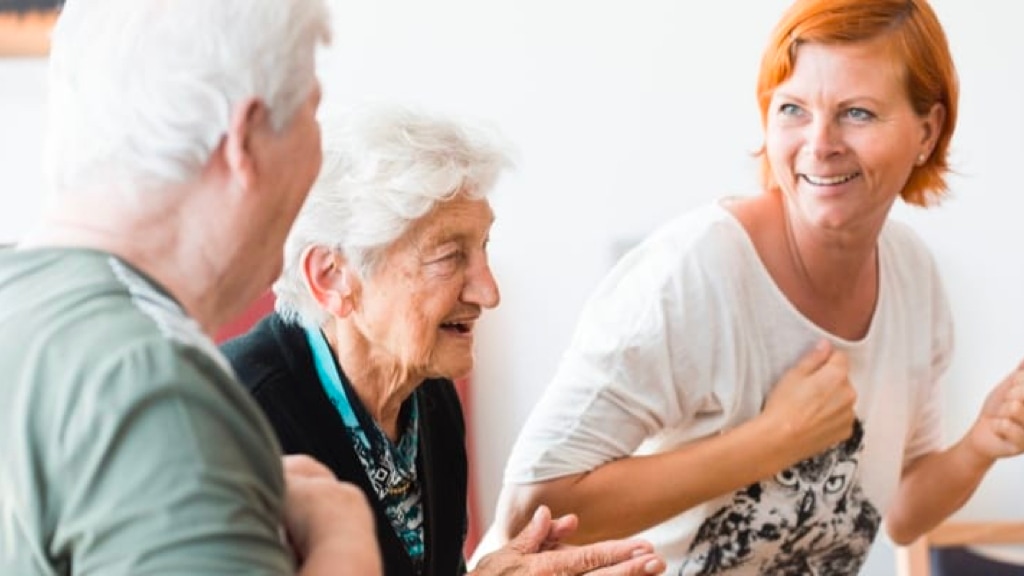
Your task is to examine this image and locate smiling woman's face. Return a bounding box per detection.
[351,194,499,383]
[765,37,942,233]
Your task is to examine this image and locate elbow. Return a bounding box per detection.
[885,517,921,547]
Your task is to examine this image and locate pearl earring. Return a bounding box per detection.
[917,153,927,166]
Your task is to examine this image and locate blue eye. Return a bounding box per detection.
[778,103,802,116]
[845,107,875,121]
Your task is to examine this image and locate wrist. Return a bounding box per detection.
[955,430,997,474]
[741,413,802,472]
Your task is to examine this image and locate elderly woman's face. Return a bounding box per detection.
[354,195,499,382]
[765,37,941,231]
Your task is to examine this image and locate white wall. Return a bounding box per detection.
[0,58,47,243]
[2,1,1022,573]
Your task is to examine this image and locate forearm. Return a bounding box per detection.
[505,413,816,543]
[886,440,993,545]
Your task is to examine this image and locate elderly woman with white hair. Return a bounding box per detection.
[221,106,666,576]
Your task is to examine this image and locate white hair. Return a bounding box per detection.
[45,0,332,194]
[274,104,513,327]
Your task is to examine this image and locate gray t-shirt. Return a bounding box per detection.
[0,248,294,575]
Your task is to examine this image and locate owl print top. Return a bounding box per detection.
[503,203,952,575]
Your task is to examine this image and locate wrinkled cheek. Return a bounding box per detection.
[401,331,435,371]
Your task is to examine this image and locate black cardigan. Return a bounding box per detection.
[221,313,468,576]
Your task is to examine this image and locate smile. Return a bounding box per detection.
[800,172,860,186]
[440,321,473,335]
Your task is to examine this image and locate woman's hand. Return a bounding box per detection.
[761,340,858,461]
[885,363,1024,545]
[470,506,665,576]
[965,363,1024,463]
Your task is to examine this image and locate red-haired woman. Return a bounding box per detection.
[479,1,1024,574]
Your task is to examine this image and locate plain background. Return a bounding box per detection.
[2,1,1022,572]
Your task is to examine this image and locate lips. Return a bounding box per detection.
[440,318,476,334]
[800,172,860,186]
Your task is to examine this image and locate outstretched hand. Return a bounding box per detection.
[471,505,665,576]
[966,363,1024,462]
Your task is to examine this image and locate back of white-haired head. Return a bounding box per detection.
[274,104,513,327]
[46,0,331,195]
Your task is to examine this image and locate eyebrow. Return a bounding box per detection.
[772,91,886,109]
[415,203,496,244]
[420,220,494,248]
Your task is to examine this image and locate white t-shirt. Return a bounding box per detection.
[503,202,953,575]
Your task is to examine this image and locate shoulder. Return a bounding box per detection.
[57,308,279,468]
[635,202,751,264]
[219,312,291,363]
[879,219,944,285]
[7,251,244,413]
[580,202,752,327]
[9,253,280,469]
[58,338,291,572]
[880,219,936,262]
[0,250,291,572]
[221,313,309,395]
[608,203,752,292]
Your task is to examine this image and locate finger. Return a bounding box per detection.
[536,539,656,575]
[995,417,1024,453]
[821,348,849,378]
[541,513,579,550]
[507,505,554,554]
[999,371,1024,396]
[1012,372,1024,394]
[1001,396,1024,420]
[584,552,666,576]
[790,340,832,376]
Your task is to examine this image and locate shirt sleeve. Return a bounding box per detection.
[53,341,295,575]
[504,235,716,483]
[903,252,954,464]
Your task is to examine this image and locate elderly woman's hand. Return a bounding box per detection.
[470,505,665,576]
[965,363,1024,463]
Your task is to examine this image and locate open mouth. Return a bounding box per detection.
[800,172,860,186]
[440,321,472,335]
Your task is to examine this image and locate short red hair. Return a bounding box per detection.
[756,0,959,206]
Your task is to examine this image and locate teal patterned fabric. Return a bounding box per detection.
[304,325,425,572]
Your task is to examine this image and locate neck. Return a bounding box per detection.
[23,185,263,337]
[325,320,421,441]
[780,198,879,304]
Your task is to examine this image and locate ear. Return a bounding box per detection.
[300,245,358,318]
[917,102,946,164]
[223,97,268,193]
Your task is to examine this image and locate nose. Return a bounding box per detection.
[804,117,843,160]
[463,253,500,309]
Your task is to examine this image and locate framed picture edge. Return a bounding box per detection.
[0,10,60,58]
